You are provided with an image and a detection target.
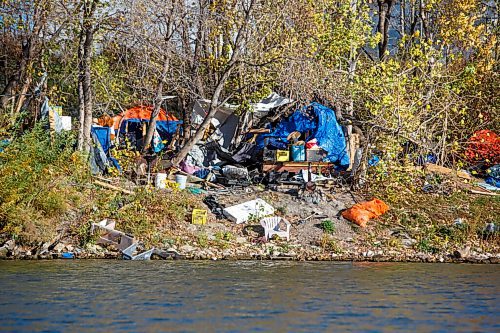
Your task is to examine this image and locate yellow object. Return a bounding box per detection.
[276,150,290,162]
[192,209,208,225]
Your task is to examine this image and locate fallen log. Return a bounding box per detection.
[93,179,135,195]
[470,189,498,196]
[424,163,474,180]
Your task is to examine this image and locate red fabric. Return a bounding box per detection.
[465,130,499,165]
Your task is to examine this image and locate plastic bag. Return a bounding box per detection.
[341,199,389,228]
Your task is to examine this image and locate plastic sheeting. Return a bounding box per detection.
[119,119,180,142]
[91,126,111,154]
[257,103,349,167]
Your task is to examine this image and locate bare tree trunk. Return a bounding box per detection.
[77,0,98,152]
[377,0,394,60]
[179,93,192,144]
[1,40,31,110]
[0,1,45,112]
[171,68,233,166]
[77,31,85,151]
[82,25,94,152]
[142,60,169,152]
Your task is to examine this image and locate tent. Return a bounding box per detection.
[257,102,350,168]
[109,106,181,142]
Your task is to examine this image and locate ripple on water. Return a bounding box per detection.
[0,261,498,332]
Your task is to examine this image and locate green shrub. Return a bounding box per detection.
[0,125,89,244]
[320,219,335,234]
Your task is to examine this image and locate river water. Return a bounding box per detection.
[0,261,498,332]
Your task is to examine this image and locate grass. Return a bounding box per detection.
[369,174,500,254]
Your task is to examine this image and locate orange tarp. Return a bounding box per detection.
[98,106,179,130]
[341,199,389,228]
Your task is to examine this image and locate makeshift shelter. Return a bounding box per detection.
[191,93,292,149]
[192,100,240,149]
[111,106,181,141]
[257,102,350,168]
[98,106,181,151]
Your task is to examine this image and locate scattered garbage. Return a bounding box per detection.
[61,252,74,259]
[223,199,275,224]
[175,174,188,189]
[192,209,208,225]
[91,219,153,260]
[155,173,168,189]
[341,199,389,228]
[122,243,155,260]
[203,195,226,219]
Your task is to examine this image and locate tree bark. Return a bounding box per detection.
[77,0,98,152]
[142,59,169,152]
[377,0,394,60]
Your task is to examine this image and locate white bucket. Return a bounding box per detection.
[175,174,188,189]
[155,173,167,189]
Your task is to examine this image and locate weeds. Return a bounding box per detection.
[319,220,335,234]
[0,126,89,244]
[318,234,343,253]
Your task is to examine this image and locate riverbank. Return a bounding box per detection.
[0,129,498,263]
[1,185,498,264]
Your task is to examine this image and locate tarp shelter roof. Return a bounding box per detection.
[257,102,350,168]
[112,105,178,130]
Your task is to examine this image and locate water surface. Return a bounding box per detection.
[0,261,498,332]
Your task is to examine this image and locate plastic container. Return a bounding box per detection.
[192,209,208,225]
[306,148,325,162]
[155,173,167,189]
[175,174,188,189]
[276,150,290,162]
[291,145,305,161]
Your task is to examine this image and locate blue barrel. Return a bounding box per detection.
[291,145,305,161]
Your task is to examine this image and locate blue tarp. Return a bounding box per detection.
[257,102,349,167]
[119,119,181,142]
[91,126,111,154]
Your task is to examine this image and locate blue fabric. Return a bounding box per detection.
[119,119,182,142]
[368,155,380,167]
[487,165,500,179]
[485,176,500,188]
[257,103,349,167]
[91,126,111,154]
[117,119,182,137]
[0,139,10,153]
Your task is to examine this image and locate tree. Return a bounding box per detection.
[0,0,49,116]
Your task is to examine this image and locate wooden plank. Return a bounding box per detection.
[470,189,498,196]
[262,162,333,173]
[424,163,473,180]
[245,128,271,134]
[94,180,135,195]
